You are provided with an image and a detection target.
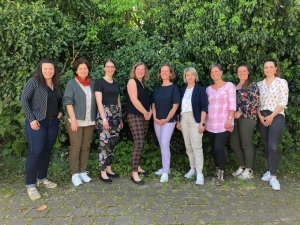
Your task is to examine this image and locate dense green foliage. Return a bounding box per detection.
[0,0,300,178]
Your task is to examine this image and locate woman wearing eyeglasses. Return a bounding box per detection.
[95,59,123,183]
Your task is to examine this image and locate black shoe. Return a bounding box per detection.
[131,176,145,185]
[138,171,150,176]
[99,175,112,183]
[107,172,120,178]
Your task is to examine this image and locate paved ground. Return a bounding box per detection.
[0,175,300,225]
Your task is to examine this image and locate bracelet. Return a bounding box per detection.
[228,116,232,120]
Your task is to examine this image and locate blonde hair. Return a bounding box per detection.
[129,62,150,81]
[183,67,199,83]
[157,64,176,81]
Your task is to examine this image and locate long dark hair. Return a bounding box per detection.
[237,62,253,90]
[34,58,60,90]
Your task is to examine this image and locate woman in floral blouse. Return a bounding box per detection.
[230,63,259,180]
[258,59,288,191]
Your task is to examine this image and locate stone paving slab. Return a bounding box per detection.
[0,175,300,225]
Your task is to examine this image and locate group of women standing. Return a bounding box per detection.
[21,58,288,200]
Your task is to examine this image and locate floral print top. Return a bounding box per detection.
[236,82,259,120]
[257,77,289,116]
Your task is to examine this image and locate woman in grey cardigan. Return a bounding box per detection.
[63,58,96,186]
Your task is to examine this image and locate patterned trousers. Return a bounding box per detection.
[96,105,121,171]
[127,114,149,172]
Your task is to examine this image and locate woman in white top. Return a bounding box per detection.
[257,59,289,191]
[176,67,208,185]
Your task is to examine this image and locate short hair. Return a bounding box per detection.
[236,62,253,90]
[157,64,176,81]
[73,58,91,77]
[103,58,116,67]
[209,63,223,73]
[34,58,60,90]
[263,59,281,77]
[129,62,150,81]
[183,67,199,83]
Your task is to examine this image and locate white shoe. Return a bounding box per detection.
[184,168,196,178]
[238,169,254,180]
[155,168,170,175]
[160,173,168,183]
[79,171,92,183]
[261,171,271,181]
[270,177,280,190]
[232,167,244,177]
[196,173,204,185]
[72,174,83,186]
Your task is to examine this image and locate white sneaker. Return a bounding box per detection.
[160,173,168,183]
[232,167,244,177]
[270,177,280,190]
[238,169,254,180]
[184,168,196,178]
[72,174,83,186]
[79,171,92,183]
[261,171,271,181]
[155,169,170,175]
[196,173,204,185]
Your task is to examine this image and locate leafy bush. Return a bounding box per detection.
[1,0,300,178]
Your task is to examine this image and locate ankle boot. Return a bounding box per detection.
[212,167,219,181]
[215,169,225,186]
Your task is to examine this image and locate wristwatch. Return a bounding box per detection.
[103,118,107,122]
[201,123,205,126]
[228,116,232,120]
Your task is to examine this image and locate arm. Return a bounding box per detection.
[117,94,123,129]
[127,79,151,120]
[161,103,179,125]
[65,105,78,132]
[95,91,109,131]
[199,111,207,133]
[21,78,41,130]
[225,83,236,130]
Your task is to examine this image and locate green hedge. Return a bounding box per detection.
[0,0,300,176]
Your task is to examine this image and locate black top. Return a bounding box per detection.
[152,84,180,122]
[94,78,120,105]
[46,87,62,118]
[126,79,151,116]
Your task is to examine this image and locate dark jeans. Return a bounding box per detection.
[258,110,285,176]
[25,118,59,188]
[230,118,257,169]
[207,131,230,171]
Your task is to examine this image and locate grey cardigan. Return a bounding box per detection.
[63,78,96,121]
[21,77,63,122]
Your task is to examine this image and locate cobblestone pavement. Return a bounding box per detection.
[1,175,300,225]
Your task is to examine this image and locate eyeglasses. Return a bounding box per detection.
[105,66,116,69]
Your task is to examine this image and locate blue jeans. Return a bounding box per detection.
[25,118,59,188]
[258,110,285,176]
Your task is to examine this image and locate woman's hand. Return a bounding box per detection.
[57,112,63,119]
[176,121,181,130]
[224,119,232,130]
[119,120,124,129]
[198,124,205,133]
[103,120,109,131]
[260,115,274,127]
[234,111,241,119]
[30,120,40,130]
[70,119,78,132]
[144,111,151,120]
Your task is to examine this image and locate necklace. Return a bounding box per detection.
[104,76,113,83]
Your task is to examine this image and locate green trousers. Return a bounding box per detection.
[230,117,257,169]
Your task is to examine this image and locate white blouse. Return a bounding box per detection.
[181,87,193,114]
[257,77,289,116]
